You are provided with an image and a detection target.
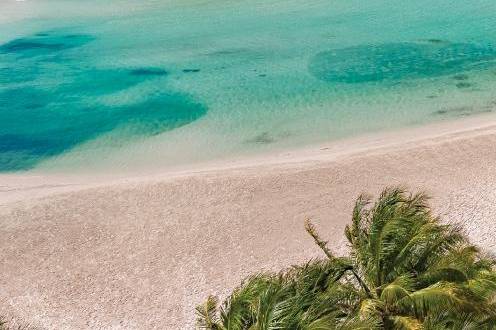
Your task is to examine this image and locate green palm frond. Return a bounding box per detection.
[392,222,465,279]
[467,275,496,298]
[418,267,469,287]
[196,186,496,330]
[196,296,222,330]
[388,315,422,330]
[416,224,466,271]
[353,188,439,287]
[366,188,406,285]
[305,219,334,259]
[434,245,496,279]
[299,314,336,330]
[250,281,288,329]
[398,282,482,317]
[345,194,375,293]
[379,275,414,308]
[287,258,353,294]
[337,315,381,330]
[345,193,371,249]
[359,298,384,320]
[220,274,276,329]
[422,311,495,330]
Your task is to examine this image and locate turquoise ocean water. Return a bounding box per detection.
[1,0,496,172]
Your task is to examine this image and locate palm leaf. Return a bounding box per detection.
[196,296,222,330]
[418,267,469,287]
[305,219,334,259]
[398,282,481,317]
[196,186,496,330]
[220,274,276,329]
[379,275,413,308]
[388,315,422,330]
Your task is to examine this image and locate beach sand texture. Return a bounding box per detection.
[1,115,496,328]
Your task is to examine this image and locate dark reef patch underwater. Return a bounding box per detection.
[309,41,496,84]
[0,30,207,171]
[0,32,95,58]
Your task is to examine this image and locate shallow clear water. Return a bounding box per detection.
[1,0,496,172]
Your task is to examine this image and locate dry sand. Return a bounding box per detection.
[2,113,496,329]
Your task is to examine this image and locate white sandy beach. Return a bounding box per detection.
[2,113,496,328]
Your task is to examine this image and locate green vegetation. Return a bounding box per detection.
[196,187,496,329]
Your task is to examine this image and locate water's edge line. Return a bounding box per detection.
[1,111,496,209]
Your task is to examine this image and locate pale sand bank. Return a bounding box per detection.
[2,113,496,328]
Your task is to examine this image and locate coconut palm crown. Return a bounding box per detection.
[196,187,496,329]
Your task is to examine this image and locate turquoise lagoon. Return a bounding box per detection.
[1,0,496,172]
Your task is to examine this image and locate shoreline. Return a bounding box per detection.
[2,112,496,328]
[2,111,496,208]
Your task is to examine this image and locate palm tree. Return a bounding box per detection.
[196,187,496,329]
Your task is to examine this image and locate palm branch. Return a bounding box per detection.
[196,187,496,330]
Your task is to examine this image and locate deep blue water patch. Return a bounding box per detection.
[309,42,496,84]
[59,69,160,97]
[0,87,206,171]
[130,68,169,76]
[0,32,94,58]
[0,30,207,171]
